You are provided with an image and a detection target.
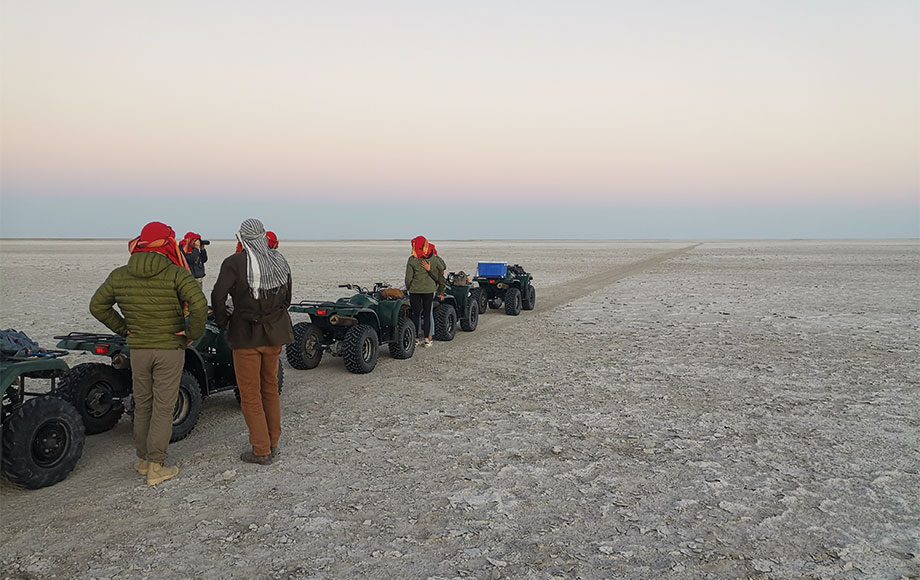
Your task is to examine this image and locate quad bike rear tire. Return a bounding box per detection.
[342,324,379,374]
[434,303,457,341]
[522,285,536,311]
[170,370,203,442]
[504,287,522,316]
[388,316,417,359]
[1,396,85,489]
[286,322,323,370]
[58,362,128,435]
[460,299,479,332]
[235,363,284,404]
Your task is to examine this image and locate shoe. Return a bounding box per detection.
[146,462,179,486]
[270,445,279,458]
[423,339,433,348]
[134,459,149,476]
[415,338,420,346]
[241,451,272,465]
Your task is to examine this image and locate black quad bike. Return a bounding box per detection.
[430,271,480,341]
[286,282,415,374]
[54,317,283,443]
[1,343,86,489]
[473,263,536,316]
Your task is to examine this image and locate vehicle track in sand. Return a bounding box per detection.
[0,244,699,511]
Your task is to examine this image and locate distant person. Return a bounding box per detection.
[236,230,278,253]
[90,221,207,485]
[180,232,209,287]
[406,236,438,347]
[212,219,293,465]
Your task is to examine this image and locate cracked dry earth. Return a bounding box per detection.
[0,239,917,580]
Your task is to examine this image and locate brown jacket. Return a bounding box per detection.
[211,252,294,350]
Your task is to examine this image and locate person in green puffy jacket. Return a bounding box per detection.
[406,236,439,347]
[90,222,207,486]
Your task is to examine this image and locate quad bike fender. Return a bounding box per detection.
[183,349,209,397]
[1,359,70,392]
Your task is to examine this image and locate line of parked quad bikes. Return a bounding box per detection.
[0,262,536,490]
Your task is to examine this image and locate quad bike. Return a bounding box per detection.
[1,335,85,489]
[473,262,536,316]
[54,316,283,443]
[287,282,415,374]
[430,271,480,341]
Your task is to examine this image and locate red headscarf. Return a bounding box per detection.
[178,231,201,252]
[237,230,279,253]
[411,236,432,258]
[128,222,190,270]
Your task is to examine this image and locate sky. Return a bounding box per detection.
[1,0,917,239]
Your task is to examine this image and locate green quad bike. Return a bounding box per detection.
[430,271,480,341]
[54,316,284,443]
[286,282,416,374]
[473,262,536,316]
[1,343,86,489]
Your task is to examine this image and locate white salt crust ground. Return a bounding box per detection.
[0,239,917,579]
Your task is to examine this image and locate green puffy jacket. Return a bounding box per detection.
[405,256,438,294]
[90,252,207,349]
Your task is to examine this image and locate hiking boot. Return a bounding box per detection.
[270,446,279,458]
[146,462,179,486]
[240,451,272,465]
[134,459,149,476]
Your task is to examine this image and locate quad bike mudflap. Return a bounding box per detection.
[287,282,416,374]
[1,348,86,489]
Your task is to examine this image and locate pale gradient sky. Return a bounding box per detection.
[1,0,918,238]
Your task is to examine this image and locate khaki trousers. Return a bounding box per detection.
[232,346,282,456]
[130,348,184,463]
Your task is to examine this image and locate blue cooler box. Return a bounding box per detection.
[478,261,508,277]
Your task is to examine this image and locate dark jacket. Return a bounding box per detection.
[90,252,207,349]
[211,251,294,350]
[183,247,208,279]
[405,256,438,294]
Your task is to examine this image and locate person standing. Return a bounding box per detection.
[421,242,447,334]
[90,221,207,485]
[406,236,438,347]
[212,218,293,465]
[180,232,209,287]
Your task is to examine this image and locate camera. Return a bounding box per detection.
[201,239,211,245]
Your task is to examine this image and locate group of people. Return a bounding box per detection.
[89,220,445,486]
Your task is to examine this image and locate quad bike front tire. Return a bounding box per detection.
[434,303,458,341]
[286,322,323,370]
[235,363,284,404]
[388,316,417,359]
[504,287,522,316]
[58,362,128,435]
[460,298,479,332]
[342,324,379,374]
[170,370,203,442]
[1,396,86,489]
[471,287,487,314]
[522,285,536,311]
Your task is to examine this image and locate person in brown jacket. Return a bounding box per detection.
[211,218,294,465]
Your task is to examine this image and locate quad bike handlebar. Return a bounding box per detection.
[338,282,393,295]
